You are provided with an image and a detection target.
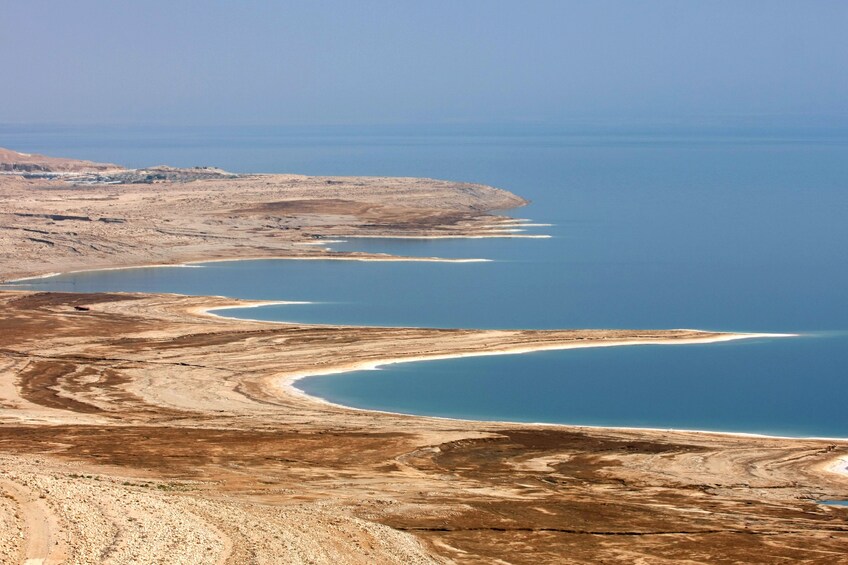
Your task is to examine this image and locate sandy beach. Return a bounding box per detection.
[1,150,847,564]
[276,330,793,400]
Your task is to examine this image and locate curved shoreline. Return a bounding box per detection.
[185,290,840,443]
[6,255,814,441]
[186,290,820,441]
[290,379,848,444]
[1,254,493,284]
[335,233,553,239]
[274,331,833,442]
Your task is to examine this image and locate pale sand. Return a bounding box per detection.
[198,300,315,324]
[276,331,819,440]
[294,239,349,245]
[336,233,553,239]
[3,263,205,283]
[280,331,794,383]
[202,300,314,313]
[182,255,492,265]
[490,219,554,227]
[828,456,848,477]
[1,255,493,284]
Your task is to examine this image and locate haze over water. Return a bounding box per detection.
[5,125,848,437]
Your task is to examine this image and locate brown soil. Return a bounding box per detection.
[0,290,846,563]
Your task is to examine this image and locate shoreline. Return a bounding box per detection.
[335,233,553,239]
[272,330,839,443]
[200,300,315,318]
[4,255,817,443]
[0,253,493,284]
[291,384,848,444]
[5,249,833,445]
[1,263,206,283]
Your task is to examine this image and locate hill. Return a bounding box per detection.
[0,147,122,173]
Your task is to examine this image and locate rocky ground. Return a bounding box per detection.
[0,150,846,563]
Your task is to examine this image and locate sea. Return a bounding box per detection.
[3,123,847,437]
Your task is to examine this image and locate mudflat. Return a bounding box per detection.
[1,151,846,564]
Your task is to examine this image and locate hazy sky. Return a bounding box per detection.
[2,1,847,126]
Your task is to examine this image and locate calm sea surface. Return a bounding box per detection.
[4,125,848,437]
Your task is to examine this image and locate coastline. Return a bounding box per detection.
[3,284,846,564]
[200,300,315,318]
[275,330,836,442]
[3,164,848,563]
[183,285,840,443]
[0,276,823,447]
[6,255,815,442]
[334,233,553,239]
[289,381,848,444]
[1,263,206,283]
[1,254,494,284]
[4,227,843,444]
[182,291,814,440]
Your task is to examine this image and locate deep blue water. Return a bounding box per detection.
[4,125,848,437]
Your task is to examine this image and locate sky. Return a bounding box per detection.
[2,1,847,126]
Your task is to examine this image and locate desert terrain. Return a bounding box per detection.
[0,149,846,564]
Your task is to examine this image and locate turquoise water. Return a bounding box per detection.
[4,125,848,437]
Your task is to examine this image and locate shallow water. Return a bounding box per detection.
[818,500,848,507]
[5,125,848,436]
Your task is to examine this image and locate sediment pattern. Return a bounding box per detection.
[0,291,846,563]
